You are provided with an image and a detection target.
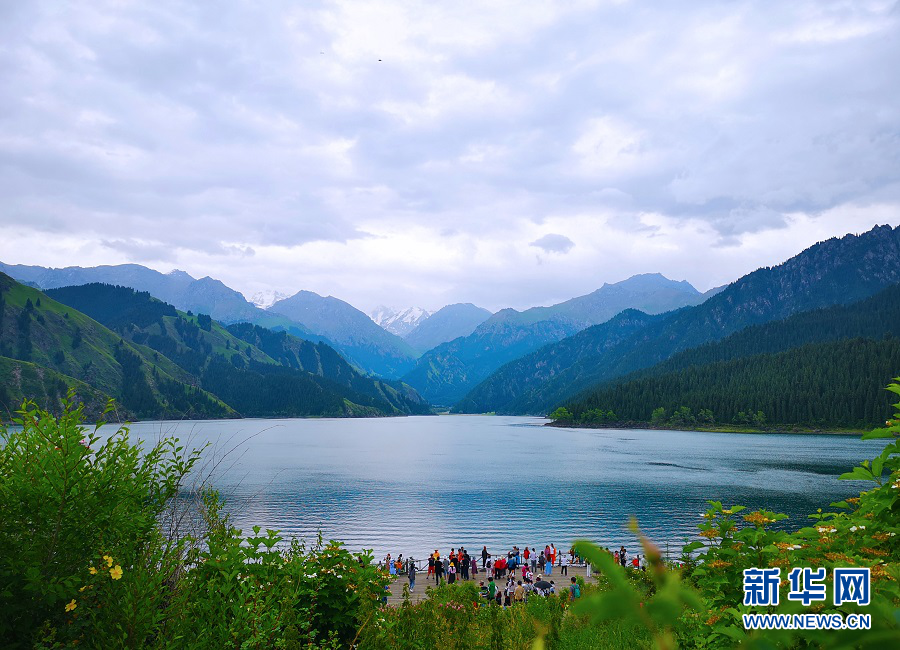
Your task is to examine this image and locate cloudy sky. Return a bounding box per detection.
[1,1,898,313]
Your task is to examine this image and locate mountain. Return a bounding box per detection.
[0,273,234,420]
[0,262,413,378]
[402,274,710,406]
[0,355,112,419]
[270,291,418,379]
[0,262,288,328]
[249,290,289,309]
[599,282,900,386]
[403,303,492,354]
[370,306,432,337]
[564,337,900,428]
[224,322,428,415]
[0,263,192,303]
[562,281,900,427]
[41,283,431,418]
[458,224,900,414]
[451,309,667,413]
[501,273,704,329]
[402,319,576,407]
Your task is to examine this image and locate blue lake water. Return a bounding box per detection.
[97,415,885,562]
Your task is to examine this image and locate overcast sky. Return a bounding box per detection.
[1,1,899,313]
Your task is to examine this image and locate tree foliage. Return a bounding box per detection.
[0,397,388,649]
[564,338,900,428]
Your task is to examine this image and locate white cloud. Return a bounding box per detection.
[0,0,898,312]
[571,117,652,178]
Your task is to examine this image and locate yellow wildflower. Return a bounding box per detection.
[103,555,114,567]
[65,600,77,612]
[743,512,772,526]
[88,567,98,575]
[110,565,123,580]
[79,586,87,592]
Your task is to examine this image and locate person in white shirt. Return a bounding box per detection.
[559,553,569,575]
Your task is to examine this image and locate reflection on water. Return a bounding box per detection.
[96,415,885,562]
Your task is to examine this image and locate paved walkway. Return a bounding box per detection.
[384,564,599,605]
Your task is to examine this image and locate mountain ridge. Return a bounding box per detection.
[0,273,235,420]
[268,290,418,379]
[403,303,493,354]
[402,273,713,405]
[458,224,900,414]
[0,276,430,420]
[370,306,432,337]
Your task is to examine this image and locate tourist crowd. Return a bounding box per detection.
[381,544,646,603]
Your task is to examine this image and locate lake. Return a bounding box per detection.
[97,415,886,562]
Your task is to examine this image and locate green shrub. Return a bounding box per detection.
[0,395,202,648]
[167,491,387,650]
[0,396,389,649]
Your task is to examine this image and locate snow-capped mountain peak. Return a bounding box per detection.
[248,289,289,309]
[370,305,432,337]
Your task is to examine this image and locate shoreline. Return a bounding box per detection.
[545,421,866,436]
[71,411,434,427]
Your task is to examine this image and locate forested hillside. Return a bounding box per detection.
[459,224,900,414]
[0,356,111,419]
[452,309,665,413]
[403,318,579,406]
[561,337,900,428]
[0,273,233,420]
[594,282,900,387]
[44,283,431,418]
[0,278,430,420]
